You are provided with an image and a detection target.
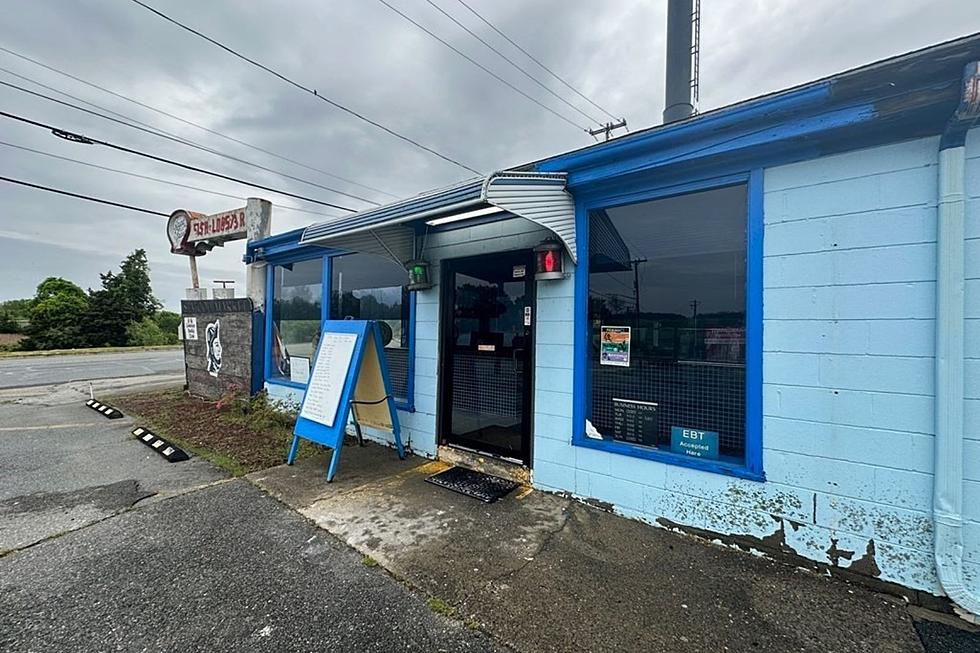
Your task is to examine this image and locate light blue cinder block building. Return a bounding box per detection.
[247,34,980,617]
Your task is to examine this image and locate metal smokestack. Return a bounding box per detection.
[663,0,694,124]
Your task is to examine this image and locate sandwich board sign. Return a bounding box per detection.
[288,320,405,481]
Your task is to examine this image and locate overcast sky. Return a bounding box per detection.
[1,0,978,310]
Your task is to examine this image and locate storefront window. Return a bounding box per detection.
[587,185,747,464]
[331,253,410,401]
[271,258,322,384]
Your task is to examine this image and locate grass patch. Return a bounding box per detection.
[426,597,456,618]
[361,555,379,568]
[0,344,180,358]
[110,388,324,476]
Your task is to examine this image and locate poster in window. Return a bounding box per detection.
[290,356,310,384]
[600,326,630,367]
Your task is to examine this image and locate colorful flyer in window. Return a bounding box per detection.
[600,326,631,367]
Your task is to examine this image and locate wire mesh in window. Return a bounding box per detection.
[588,185,748,463]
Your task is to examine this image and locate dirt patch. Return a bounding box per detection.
[0,333,25,348]
[111,389,323,475]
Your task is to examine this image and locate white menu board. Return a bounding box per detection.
[299,333,358,427]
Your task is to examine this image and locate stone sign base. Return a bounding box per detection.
[181,298,257,400]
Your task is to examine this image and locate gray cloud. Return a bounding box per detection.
[1,0,978,309]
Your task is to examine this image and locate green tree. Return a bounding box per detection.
[0,311,19,333]
[24,278,90,350]
[152,310,181,345]
[125,317,168,346]
[84,249,162,347]
[0,298,32,329]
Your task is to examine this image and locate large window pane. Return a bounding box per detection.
[331,254,410,401]
[271,258,322,383]
[588,185,747,462]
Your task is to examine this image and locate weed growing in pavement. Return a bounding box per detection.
[426,597,456,617]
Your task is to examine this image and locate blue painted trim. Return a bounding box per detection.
[321,254,332,326]
[250,309,265,395]
[572,199,590,459]
[263,264,274,385]
[266,377,308,391]
[745,169,765,479]
[246,227,340,264]
[571,170,765,481]
[403,291,417,413]
[558,104,875,188]
[538,83,833,174]
[574,436,765,482]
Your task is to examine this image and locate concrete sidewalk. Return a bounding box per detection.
[249,442,980,653]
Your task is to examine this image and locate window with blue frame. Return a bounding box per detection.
[587,184,748,465]
[330,253,411,402]
[270,258,323,384]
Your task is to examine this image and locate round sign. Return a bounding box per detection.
[167,210,191,254]
[378,321,393,347]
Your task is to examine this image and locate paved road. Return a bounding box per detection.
[0,349,183,388]
[0,383,500,653]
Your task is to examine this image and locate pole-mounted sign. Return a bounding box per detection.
[168,198,271,301]
[168,207,247,256]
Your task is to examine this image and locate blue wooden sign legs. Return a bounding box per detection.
[287,431,342,480]
[287,432,301,466]
[285,428,342,482]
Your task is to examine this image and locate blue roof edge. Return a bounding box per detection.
[533,32,980,186]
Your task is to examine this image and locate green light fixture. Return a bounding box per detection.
[406,259,432,291]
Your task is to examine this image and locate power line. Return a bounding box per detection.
[452,0,621,122]
[0,75,380,206]
[376,0,588,132]
[0,109,358,212]
[127,0,482,175]
[0,174,169,217]
[423,0,603,125]
[0,45,398,199]
[0,139,344,221]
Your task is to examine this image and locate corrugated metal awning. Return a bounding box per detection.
[299,171,577,264]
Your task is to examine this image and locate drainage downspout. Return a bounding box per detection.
[934,61,980,621]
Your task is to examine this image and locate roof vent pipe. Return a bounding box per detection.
[663,0,694,124]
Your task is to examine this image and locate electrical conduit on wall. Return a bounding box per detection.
[934,61,980,622]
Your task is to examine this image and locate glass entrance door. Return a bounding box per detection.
[440,251,534,464]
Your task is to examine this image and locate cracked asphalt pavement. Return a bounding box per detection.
[0,377,501,652]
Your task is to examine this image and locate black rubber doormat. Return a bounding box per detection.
[425,466,519,503]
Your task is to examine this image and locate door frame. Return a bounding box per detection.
[437,250,536,466]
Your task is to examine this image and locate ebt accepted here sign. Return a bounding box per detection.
[670,426,720,460]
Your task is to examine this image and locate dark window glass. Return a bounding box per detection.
[588,185,747,462]
[271,258,323,382]
[331,254,410,401]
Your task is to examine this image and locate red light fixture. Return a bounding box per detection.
[533,239,564,281]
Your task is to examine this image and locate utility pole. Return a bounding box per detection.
[690,299,700,357]
[631,257,647,324]
[588,119,628,142]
